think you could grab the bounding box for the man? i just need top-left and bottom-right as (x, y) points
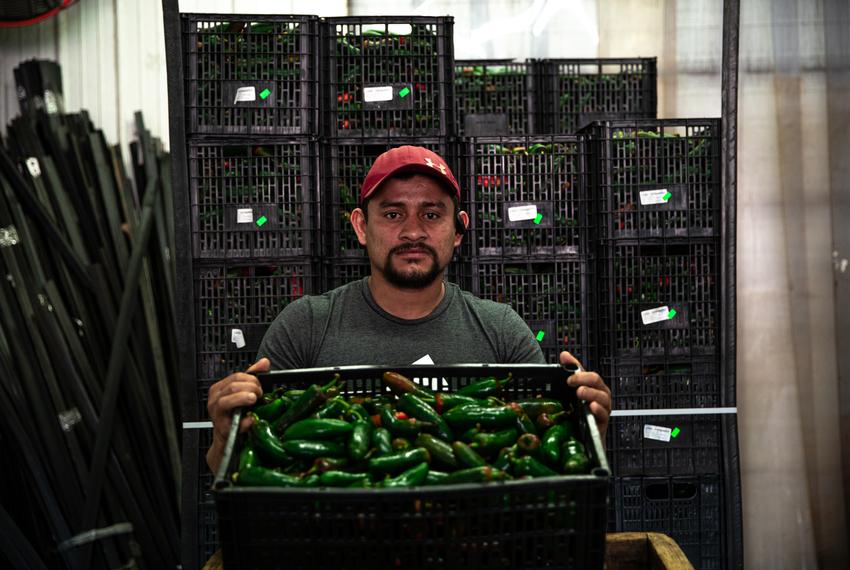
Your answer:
(206, 146), (611, 472)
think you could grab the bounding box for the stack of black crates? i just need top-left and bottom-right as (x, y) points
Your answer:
(168, 10), (739, 568)
(319, 17), (456, 288)
(582, 119), (736, 570)
(177, 14), (322, 567)
(455, 55), (739, 570)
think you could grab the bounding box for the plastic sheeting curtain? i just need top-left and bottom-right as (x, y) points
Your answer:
(353, 0), (850, 567)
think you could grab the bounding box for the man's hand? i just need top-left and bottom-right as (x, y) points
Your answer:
(560, 351), (611, 442)
(206, 358), (270, 472)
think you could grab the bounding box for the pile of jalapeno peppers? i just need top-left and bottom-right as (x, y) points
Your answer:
(234, 371), (591, 488)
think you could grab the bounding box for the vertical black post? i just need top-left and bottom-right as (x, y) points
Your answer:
(721, 0), (743, 568)
(161, 0), (198, 569)
(823, 0), (850, 545)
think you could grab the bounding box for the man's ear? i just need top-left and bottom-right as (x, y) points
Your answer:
(350, 207), (368, 246)
(454, 210), (469, 248)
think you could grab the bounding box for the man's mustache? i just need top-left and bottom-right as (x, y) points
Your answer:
(389, 243), (438, 257)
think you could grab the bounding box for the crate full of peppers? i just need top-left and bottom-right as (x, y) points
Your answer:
(213, 364), (609, 570)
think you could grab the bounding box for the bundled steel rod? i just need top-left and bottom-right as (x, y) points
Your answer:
(0, 60), (180, 569)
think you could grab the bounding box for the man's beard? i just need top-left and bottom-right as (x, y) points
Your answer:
(380, 243), (444, 289)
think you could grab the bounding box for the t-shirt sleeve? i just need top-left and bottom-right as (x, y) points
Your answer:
(500, 305), (546, 364)
(256, 297), (316, 370)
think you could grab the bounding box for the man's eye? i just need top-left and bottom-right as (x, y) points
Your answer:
(385, 212), (400, 220)
(424, 212), (439, 220)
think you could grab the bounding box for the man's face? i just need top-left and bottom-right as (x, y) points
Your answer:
(351, 174), (466, 289)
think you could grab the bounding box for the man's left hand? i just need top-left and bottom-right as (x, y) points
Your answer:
(560, 351), (611, 443)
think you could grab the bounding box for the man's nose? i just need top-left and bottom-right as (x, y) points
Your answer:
(398, 215), (427, 240)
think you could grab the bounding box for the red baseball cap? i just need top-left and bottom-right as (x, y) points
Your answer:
(359, 145), (461, 204)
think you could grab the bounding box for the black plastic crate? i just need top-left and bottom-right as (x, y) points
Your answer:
(584, 119), (721, 239)
(470, 258), (592, 366)
(454, 59), (536, 135)
(189, 139), (318, 259)
(197, 428), (219, 566)
(606, 415), (722, 476)
(214, 364), (609, 570)
(537, 58), (656, 134)
(322, 17), (454, 137)
(615, 476), (722, 570)
(598, 241), (719, 359)
(182, 15), (319, 135)
(604, 358), (721, 410)
(322, 138), (452, 257)
(194, 261), (318, 387)
(462, 135), (588, 258)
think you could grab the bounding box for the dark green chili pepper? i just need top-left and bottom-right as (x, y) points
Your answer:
(515, 412), (538, 435)
(380, 405), (434, 437)
(348, 419), (373, 461)
(234, 466), (304, 487)
(512, 398), (564, 418)
(470, 428), (519, 456)
(253, 396), (287, 422)
(382, 462), (429, 488)
(372, 427), (393, 456)
(250, 413), (293, 467)
(562, 437), (590, 474)
(415, 434), (458, 470)
(313, 397), (350, 419)
(273, 375), (340, 434)
(443, 405), (519, 430)
(445, 466), (508, 484)
(238, 441), (258, 471)
(425, 470), (450, 485)
(319, 470), (372, 487)
(433, 393), (479, 413)
(398, 393), (453, 441)
(281, 440), (347, 460)
(492, 445), (517, 471)
(308, 457), (349, 474)
(451, 441), (487, 468)
(513, 455), (558, 478)
(368, 447), (430, 476)
(542, 424), (571, 468)
(283, 418), (353, 441)
(456, 373), (511, 399)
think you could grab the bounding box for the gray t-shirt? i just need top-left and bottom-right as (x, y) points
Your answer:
(257, 278), (545, 369)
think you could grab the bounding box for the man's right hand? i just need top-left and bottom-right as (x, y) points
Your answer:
(206, 357), (270, 473)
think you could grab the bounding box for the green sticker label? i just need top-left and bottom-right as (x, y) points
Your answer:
(671, 427), (681, 438)
(259, 88), (271, 100)
(535, 331), (545, 342)
(533, 213), (543, 225)
(256, 216), (268, 227)
(398, 87), (411, 98)
(662, 191), (672, 202)
(667, 308), (677, 319)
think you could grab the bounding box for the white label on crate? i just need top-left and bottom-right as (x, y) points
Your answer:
(641, 305), (672, 325)
(507, 204), (538, 222)
(233, 86), (256, 104)
(43, 90), (59, 114)
(643, 424), (672, 442)
(231, 328), (246, 349)
(236, 208), (254, 224)
(363, 86), (394, 103)
(639, 189), (671, 205)
(26, 157), (41, 178)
